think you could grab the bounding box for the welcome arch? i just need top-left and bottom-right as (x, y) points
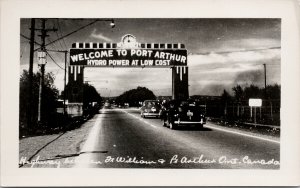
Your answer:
(67, 35), (189, 109)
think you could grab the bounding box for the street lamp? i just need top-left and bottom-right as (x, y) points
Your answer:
(110, 20), (115, 28)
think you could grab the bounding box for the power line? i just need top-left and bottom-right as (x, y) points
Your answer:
(20, 34), (41, 46)
(20, 43), (28, 58)
(55, 30), (65, 50)
(34, 19), (100, 52)
(52, 19), (65, 51)
(190, 46), (281, 55)
(46, 51), (65, 70)
(47, 38), (65, 63)
(56, 19), (68, 49)
(189, 64), (280, 70)
(46, 49), (68, 53)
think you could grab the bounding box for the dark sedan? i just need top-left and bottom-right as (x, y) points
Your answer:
(161, 100), (206, 129)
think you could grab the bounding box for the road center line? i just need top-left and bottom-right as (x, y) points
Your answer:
(205, 124), (280, 144)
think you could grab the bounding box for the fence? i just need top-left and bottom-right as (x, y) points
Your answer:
(197, 98), (280, 126)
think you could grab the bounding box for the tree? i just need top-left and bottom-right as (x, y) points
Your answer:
(82, 83), (102, 107)
(232, 85), (244, 101)
(231, 84), (280, 101)
(115, 86), (156, 107)
(266, 84), (280, 100)
(221, 89), (231, 101)
(221, 89), (231, 118)
(244, 84), (262, 99)
(20, 70), (59, 132)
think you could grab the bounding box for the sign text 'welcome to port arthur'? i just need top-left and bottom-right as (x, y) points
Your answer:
(70, 49), (187, 67)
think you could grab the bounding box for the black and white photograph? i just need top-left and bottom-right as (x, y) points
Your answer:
(18, 18), (281, 169)
(1, 0), (300, 186)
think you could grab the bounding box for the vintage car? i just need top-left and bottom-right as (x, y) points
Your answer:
(140, 100), (161, 118)
(161, 100), (206, 129)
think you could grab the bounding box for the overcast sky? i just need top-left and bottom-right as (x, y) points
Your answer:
(20, 18), (281, 97)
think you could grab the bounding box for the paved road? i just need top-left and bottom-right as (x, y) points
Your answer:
(73, 108), (280, 169)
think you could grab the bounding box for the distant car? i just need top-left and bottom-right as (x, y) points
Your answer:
(140, 100), (161, 118)
(104, 102), (111, 109)
(161, 100), (206, 129)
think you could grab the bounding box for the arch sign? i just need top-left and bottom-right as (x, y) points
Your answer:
(67, 34), (189, 114)
(70, 34), (187, 67)
(70, 48), (187, 67)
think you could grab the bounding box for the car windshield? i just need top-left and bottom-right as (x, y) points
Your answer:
(180, 101), (197, 107)
(145, 101), (159, 107)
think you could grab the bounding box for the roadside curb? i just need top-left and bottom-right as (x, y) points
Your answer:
(242, 122), (280, 129)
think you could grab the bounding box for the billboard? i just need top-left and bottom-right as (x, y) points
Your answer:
(70, 48), (187, 67)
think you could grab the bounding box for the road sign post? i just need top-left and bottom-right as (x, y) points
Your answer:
(249, 98), (262, 124)
(254, 107), (257, 124)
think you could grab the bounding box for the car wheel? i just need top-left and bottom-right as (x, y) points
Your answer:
(169, 122), (177, 130)
(163, 120), (166, 127)
(197, 124), (203, 130)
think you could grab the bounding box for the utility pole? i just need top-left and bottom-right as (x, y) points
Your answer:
(37, 19), (46, 122)
(64, 51), (67, 115)
(27, 18), (35, 132)
(37, 19), (57, 123)
(263, 63), (273, 120)
(263, 63), (267, 98)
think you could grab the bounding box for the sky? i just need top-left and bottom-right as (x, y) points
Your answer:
(20, 18), (281, 97)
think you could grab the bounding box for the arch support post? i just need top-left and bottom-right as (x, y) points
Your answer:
(172, 66), (189, 100)
(66, 65), (84, 116)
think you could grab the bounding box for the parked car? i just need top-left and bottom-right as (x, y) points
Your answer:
(140, 100), (161, 118)
(161, 100), (206, 129)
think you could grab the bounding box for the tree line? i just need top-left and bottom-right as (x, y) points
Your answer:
(222, 84), (280, 104)
(115, 86), (156, 107)
(20, 70), (102, 136)
(20, 70), (59, 135)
